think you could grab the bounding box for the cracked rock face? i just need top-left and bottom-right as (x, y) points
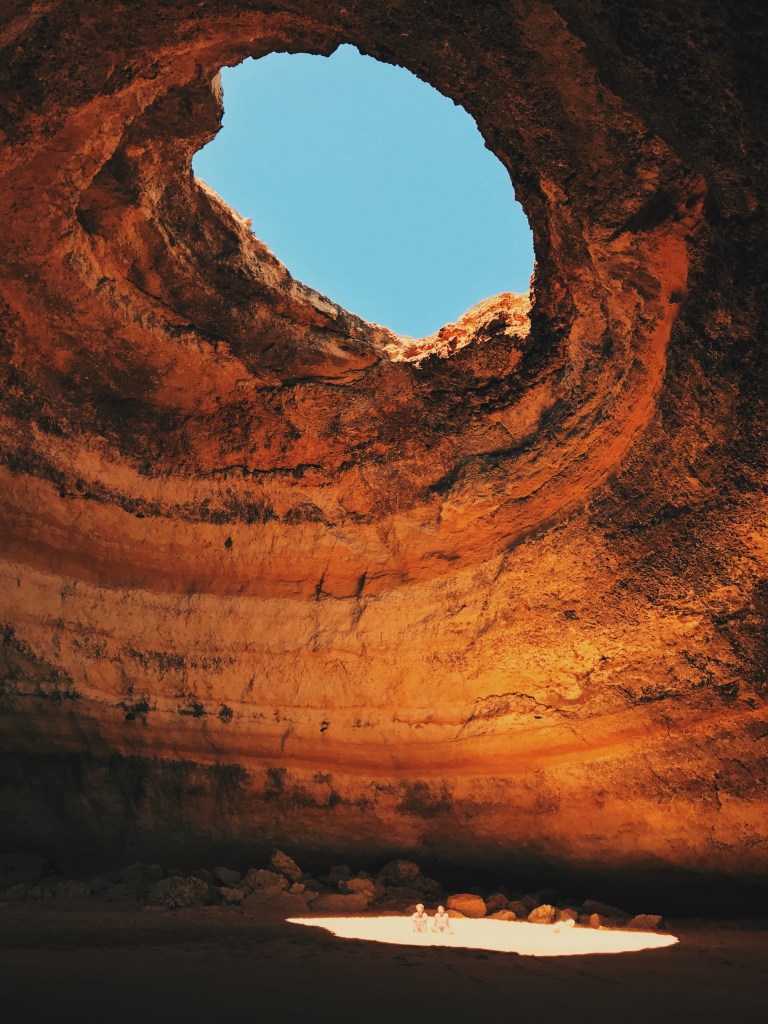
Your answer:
(1, 1), (767, 882)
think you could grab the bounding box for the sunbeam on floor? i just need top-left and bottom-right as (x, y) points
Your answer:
(288, 916), (678, 958)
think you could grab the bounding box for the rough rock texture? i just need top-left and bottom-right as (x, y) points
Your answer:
(0, 1), (767, 890)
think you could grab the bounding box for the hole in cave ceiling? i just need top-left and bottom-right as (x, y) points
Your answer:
(193, 44), (534, 338)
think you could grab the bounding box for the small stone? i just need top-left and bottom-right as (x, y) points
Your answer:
(446, 894), (487, 918)
(269, 850), (302, 883)
(626, 914), (663, 930)
(219, 886), (245, 904)
(528, 904), (556, 924)
(213, 866), (242, 887)
(489, 909), (517, 920)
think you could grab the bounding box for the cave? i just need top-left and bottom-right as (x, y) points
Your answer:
(1, 0), (767, 1017)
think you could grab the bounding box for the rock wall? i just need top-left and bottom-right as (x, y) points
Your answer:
(1, 1), (766, 882)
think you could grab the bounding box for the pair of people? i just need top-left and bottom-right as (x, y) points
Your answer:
(411, 903), (454, 935)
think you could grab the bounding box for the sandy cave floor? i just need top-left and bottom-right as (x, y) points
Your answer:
(1, 904), (767, 1024)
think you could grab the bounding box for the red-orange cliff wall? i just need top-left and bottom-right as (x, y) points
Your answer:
(1, 1), (766, 878)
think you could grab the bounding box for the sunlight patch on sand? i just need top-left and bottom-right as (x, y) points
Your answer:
(288, 916), (678, 958)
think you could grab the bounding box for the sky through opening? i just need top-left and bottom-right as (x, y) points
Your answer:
(193, 45), (534, 338)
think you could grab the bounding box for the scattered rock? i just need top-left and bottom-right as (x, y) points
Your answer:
(627, 914), (663, 930)
(528, 904), (557, 924)
(323, 865), (352, 889)
(447, 894), (486, 918)
(269, 850), (302, 883)
(121, 862), (164, 896)
(0, 852), (49, 890)
(581, 899), (629, 921)
(242, 869), (288, 894)
(506, 899), (532, 918)
(213, 866), (242, 888)
(377, 860), (441, 898)
(104, 883), (133, 902)
(148, 876), (208, 909)
(312, 891), (373, 913)
(53, 880), (90, 900)
(3, 883), (26, 902)
(489, 909), (517, 921)
(219, 887), (245, 904)
(555, 908), (579, 923)
(485, 893), (508, 915)
(344, 877), (376, 896)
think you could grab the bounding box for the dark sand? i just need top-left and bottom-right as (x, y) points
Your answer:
(1, 904), (766, 1024)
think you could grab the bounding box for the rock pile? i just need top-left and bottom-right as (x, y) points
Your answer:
(0, 851), (664, 929)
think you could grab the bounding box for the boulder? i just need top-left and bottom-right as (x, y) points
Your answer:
(121, 862), (164, 896)
(627, 914), (663, 930)
(323, 865), (352, 888)
(585, 912), (613, 929)
(104, 883), (133, 902)
(311, 891), (373, 913)
(489, 909), (517, 921)
(377, 860), (441, 898)
(344, 877), (376, 896)
(517, 894), (540, 911)
(269, 850), (302, 883)
(148, 876), (208, 910)
(54, 879), (90, 900)
(288, 882), (306, 894)
(447, 894), (486, 918)
(213, 866), (242, 888)
(242, 869), (288, 894)
(555, 908), (579, 923)
(528, 904), (556, 924)
(485, 893), (508, 914)
(190, 868), (216, 885)
(0, 852), (49, 890)
(506, 899), (532, 919)
(219, 886), (245, 904)
(581, 899), (629, 921)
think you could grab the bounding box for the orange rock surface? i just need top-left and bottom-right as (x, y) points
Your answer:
(0, 1), (766, 883)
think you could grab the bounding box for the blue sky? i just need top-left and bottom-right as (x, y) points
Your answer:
(193, 45), (534, 338)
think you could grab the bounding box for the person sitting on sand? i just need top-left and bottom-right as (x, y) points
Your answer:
(411, 903), (430, 933)
(432, 905), (454, 935)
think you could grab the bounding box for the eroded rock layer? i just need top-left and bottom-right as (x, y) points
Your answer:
(1, 1), (767, 882)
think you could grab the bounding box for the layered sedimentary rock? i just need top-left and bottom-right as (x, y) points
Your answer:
(1, 1), (766, 882)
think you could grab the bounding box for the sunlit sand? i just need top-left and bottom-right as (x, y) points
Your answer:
(288, 916), (678, 957)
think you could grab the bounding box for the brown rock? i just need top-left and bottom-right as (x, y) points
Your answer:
(219, 886), (245, 904)
(447, 894), (487, 918)
(489, 909), (517, 921)
(148, 876), (208, 910)
(269, 850), (302, 884)
(581, 900), (629, 922)
(242, 869), (288, 894)
(528, 904), (557, 924)
(485, 893), (509, 915)
(555, 908), (579, 924)
(311, 892), (373, 913)
(626, 914), (663, 930)
(213, 866), (242, 888)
